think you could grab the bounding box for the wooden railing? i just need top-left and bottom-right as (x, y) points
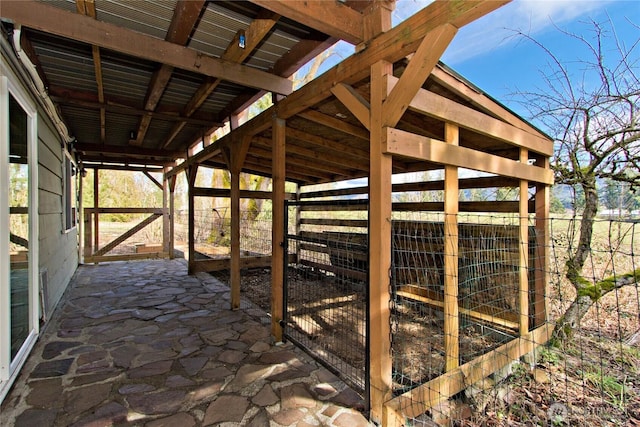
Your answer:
(83, 207), (169, 263)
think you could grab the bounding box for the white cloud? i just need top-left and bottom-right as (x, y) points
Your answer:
(440, 0), (617, 65)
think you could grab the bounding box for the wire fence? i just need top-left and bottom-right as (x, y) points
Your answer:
(392, 215), (640, 426)
(173, 204), (640, 425)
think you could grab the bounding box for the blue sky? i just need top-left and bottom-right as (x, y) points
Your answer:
(298, 0), (639, 121)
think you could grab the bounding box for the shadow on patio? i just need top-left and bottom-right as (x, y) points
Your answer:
(0, 259), (369, 426)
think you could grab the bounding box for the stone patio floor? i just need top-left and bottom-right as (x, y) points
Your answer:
(1, 259), (372, 427)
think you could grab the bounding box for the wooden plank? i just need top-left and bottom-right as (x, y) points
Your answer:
(143, 171), (163, 191)
(84, 208), (164, 215)
(271, 117), (286, 341)
(85, 251), (170, 263)
(249, 0), (364, 45)
(94, 169), (99, 253)
(388, 75), (554, 156)
(369, 59), (394, 424)
(74, 143), (182, 161)
(192, 187), (295, 200)
(3, 1), (292, 95)
(383, 127), (554, 185)
(331, 83), (371, 130)
(93, 213), (162, 257)
(299, 242), (368, 262)
(443, 123), (459, 373)
(396, 285), (519, 330)
(191, 254), (295, 273)
(9, 207), (28, 215)
(431, 65), (549, 141)
(299, 259), (367, 281)
(385, 323), (553, 419)
(534, 158), (550, 327)
(298, 110), (369, 141)
(168, 174), (177, 259)
(10, 233), (29, 249)
(299, 218), (368, 228)
(383, 23), (457, 127)
(519, 148), (529, 336)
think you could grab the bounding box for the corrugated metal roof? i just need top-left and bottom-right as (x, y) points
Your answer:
(189, 3), (251, 58)
(61, 105), (100, 143)
(95, 0), (175, 40)
(100, 50), (155, 103)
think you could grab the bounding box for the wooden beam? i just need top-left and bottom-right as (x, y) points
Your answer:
(385, 323), (553, 419)
(74, 143), (182, 160)
(3, 1), (292, 95)
(84, 208), (164, 215)
(49, 92), (222, 127)
(133, 0), (207, 146)
(298, 110), (369, 141)
(249, 0), (364, 45)
(431, 65), (549, 141)
(383, 23), (457, 127)
(93, 213), (162, 257)
(76, 0), (106, 144)
(252, 135), (369, 172)
(272, 0), (509, 121)
(331, 83), (371, 130)
(143, 171), (163, 191)
(382, 127), (554, 185)
(271, 117), (286, 341)
(192, 187), (295, 200)
(85, 252), (170, 263)
(285, 127), (369, 160)
(168, 174), (177, 259)
(388, 75), (554, 156)
(161, 10), (280, 149)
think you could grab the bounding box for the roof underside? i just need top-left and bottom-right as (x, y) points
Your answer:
(1, 0), (550, 186)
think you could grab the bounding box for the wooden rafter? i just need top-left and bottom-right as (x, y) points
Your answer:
(2, 1), (292, 95)
(75, 0), (105, 144)
(132, 0), (206, 146)
(49, 91), (221, 128)
(387, 75), (554, 156)
(249, 0), (364, 45)
(74, 143), (182, 160)
(161, 9), (280, 149)
(298, 110), (369, 141)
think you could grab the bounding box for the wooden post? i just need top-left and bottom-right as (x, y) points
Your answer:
(78, 165), (84, 262)
(443, 123), (459, 373)
(230, 143), (241, 310)
(168, 175), (176, 259)
(162, 167), (169, 256)
(271, 117), (286, 341)
(369, 59), (393, 425)
(83, 210), (92, 259)
(519, 148), (530, 335)
(534, 157), (550, 327)
(187, 166), (198, 274)
(93, 168), (99, 255)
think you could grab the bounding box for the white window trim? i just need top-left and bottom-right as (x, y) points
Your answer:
(63, 151), (78, 232)
(0, 57), (40, 404)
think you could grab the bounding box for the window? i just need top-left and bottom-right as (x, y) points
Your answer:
(64, 153), (77, 231)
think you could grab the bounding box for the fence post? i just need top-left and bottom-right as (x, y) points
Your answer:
(271, 116), (286, 342)
(519, 148), (530, 335)
(369, 59), (393, 425)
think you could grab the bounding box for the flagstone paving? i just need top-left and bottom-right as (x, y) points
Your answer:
(1, 259), (372, 426)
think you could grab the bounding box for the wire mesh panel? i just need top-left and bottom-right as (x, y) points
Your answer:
(283, 200), (369, 395)
(390, 214), (537, 396)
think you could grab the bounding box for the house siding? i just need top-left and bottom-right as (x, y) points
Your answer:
(37, 112), (78, 314)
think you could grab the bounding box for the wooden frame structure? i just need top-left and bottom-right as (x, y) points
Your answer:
(2, 1), (554, 424)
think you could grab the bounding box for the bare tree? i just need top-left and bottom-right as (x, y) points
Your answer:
(514, 18), (640, 342)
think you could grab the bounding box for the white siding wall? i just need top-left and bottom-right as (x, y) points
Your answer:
(37, 113), (77, 314)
